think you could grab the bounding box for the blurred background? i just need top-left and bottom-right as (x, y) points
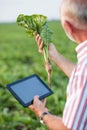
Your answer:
(0, 0), (77, 130)
(0, 0), (62, 23)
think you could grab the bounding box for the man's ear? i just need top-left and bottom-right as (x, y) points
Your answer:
(63, 20), (74, 34)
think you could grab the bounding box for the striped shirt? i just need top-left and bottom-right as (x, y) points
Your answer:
(63, 41), (87, 130)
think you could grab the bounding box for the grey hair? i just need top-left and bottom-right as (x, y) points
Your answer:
(61, 0), (87, 29)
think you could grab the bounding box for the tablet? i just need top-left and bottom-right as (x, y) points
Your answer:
(7, 74), (53, 107)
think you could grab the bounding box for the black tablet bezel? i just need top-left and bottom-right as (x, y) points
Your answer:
(7, 74), (53, 107)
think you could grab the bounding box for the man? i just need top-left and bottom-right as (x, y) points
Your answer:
(29, 0), (87, 129)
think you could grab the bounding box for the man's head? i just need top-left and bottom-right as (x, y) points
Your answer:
(60, 0), (87, 43)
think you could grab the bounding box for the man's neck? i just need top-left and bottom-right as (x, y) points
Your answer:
(74, 29), (87, 44)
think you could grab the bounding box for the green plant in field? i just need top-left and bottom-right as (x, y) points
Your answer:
(17, 14), (53, 86)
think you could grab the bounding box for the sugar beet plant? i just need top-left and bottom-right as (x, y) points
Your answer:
(17, 14), (53, 87)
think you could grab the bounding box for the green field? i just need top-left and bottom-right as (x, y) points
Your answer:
(0, 21), (77, 130)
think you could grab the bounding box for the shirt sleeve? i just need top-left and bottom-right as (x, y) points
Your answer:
(62, 64), (87, 130)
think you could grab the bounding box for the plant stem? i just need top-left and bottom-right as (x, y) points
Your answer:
(43, 47), (52, 87)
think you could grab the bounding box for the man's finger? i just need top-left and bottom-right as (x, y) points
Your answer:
(39, 41), (44, 50)
(36, 34), (40, 42)
(34, 95), (39, 102)
(29, 105), (34, 109)
(39, 41), (44, 53)
(43, 98), (46, 106)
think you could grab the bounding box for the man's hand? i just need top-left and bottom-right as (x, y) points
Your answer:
(34, 33), (58, 61)
(29, 96), (48, 118)
(29, 97), (70, 130)
(34, 33), (44, 53)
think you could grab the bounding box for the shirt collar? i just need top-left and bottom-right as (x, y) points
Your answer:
(76, 40), (87, 62)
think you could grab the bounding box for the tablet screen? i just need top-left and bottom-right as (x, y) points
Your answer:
(7, 74), (53, 107)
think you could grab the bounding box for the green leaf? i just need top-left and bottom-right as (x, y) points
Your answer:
(41, 24), (53, 45)
(17, 14), (47, 35)
(32, 14), (47, 34)
(16, 14), (53, 62)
